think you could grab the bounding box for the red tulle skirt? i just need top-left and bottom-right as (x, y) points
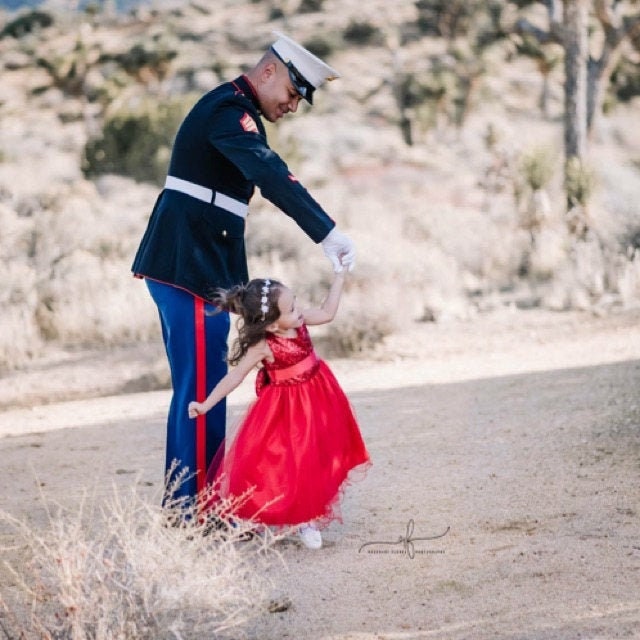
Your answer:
(206, 360), (370, 527)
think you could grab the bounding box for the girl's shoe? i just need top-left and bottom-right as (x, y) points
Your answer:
(298, 523), (322, 549)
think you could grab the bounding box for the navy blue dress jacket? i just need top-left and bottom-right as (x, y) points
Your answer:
(131, 75), (335, 299)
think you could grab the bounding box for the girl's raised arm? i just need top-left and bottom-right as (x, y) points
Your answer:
(188, 341), (271, 417)
(302, 270), (346, 326)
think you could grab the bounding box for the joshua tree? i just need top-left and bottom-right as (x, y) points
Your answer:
(515, 0), (640, 223)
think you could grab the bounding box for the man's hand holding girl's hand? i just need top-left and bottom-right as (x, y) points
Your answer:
(322, 227), (355, 273)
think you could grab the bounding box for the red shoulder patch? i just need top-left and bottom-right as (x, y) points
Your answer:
(239, 112), (259, 133)
(288, 173), (299, 182)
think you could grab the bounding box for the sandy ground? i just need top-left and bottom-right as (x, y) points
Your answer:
(1, 307), (640, 639)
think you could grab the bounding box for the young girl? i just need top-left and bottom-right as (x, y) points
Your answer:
(188, 271), (369, 549)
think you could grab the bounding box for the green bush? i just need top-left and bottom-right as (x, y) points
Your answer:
(82, 96), (195, 185)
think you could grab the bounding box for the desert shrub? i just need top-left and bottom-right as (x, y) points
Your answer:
(0, 264), (41, 369)
(343, 20), (385, 47)
(398, 55), (480, 137)
(396, 71), (447, 110)
(414, 0), (474, 38)
(268, 6), (285, 20)
(616, 247), (640, 308)
(83, 95), (194, 185)
(565, 157), (595, 208)
(0, 10), (53, 39)
(474, 1), (509, 49)
(303, 34), (336, 60)
(298, 0), (325, 12)
(619, 226), (640, 253)
(609, 56), (640, 105)
(0, 203), (42, 369)
(36, 39), (93, 97)
(517, 146), (557, 242)
(18, 178), (161, 347)
(98, 42), (177, 80)
(0, 476), (285, 640)
(541, 234), (606, 310)
(34, 249), (159, 344)
(321, 311), (394, 357)
(520, 146), (556, 191)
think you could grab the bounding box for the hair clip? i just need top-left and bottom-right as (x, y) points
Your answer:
(260, 279), (271, 320)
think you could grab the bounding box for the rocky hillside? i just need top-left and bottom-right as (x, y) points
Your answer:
(1, 0), (639, 370)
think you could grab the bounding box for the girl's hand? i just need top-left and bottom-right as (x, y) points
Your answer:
(188, 401), (206, 419)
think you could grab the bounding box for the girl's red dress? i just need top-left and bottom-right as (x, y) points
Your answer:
(206, 324), (370, 526)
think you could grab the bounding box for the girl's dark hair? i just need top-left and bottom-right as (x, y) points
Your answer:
(212, 278), (283, 365)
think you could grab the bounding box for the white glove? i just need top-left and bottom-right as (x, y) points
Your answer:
(321, 227), (356, 273)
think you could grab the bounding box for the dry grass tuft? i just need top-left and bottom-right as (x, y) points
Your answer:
(0, 472), (285, 640)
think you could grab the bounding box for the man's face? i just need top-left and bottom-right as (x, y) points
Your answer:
(258, 62), (303, 122)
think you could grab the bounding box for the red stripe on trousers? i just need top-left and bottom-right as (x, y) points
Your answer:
(194, 297), (206, 495)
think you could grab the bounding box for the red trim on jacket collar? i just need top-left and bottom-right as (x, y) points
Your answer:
(241, 74), (259, 100)
(231, 75), (261, 113)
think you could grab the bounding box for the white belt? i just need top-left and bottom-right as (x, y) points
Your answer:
(164, 175), (248, 219)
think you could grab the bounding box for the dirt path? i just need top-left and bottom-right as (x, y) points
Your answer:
(1, 309), (640, 639)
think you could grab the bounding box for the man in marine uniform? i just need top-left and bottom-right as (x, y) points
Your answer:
(132, 32), (355, 505)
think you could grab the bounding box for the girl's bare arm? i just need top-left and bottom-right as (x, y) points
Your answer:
(302, 271), (346, 326)
(188, 341), (271, 417)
